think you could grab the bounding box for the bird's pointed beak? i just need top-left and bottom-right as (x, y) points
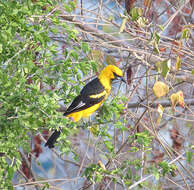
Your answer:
(121, 77), (126, 83)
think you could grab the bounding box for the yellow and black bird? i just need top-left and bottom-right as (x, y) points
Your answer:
(45, 65), (125, 148)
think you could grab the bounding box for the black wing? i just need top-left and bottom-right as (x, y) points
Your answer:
(64, 78), (105, 116)
(65, 95), (82, 113)
(46, 78), (105, 148)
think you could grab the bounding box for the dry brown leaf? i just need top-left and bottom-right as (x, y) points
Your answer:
(127, 66), (132, 84)
(170, 125), (184, 153)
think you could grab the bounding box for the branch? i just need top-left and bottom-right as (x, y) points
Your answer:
(59, 98), (194, 112)
(13, 177), (80, 188)
(20, 151), (41, 190)
(128, 153), (185, 189)
(127, 98), (194, 108)
(158, 0), (190, 35)
(59, 14), (163, 63)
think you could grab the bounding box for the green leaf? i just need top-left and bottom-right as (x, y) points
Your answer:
(68, 1), (76, 9)
(130, 147), (139, 152)
(135, 131), (153, 147)
(42, 183), (50, 190)
(64, 4), (72, 13)
(176, 56), (181, 71)
(155, 59), (171, 79)
(104, 140), (114, 152)
(161, 59), (171, 78)
(95, 172), (103, 182)
(186, 151), (193, 163)
(192, 69), (194, 75)
(70, 50), (78, 60)
(155, 32), (160, 44)
(81, 42), (90, 53)
(153, 167), (160, 180)
(7, 167), (14, 179)
(0, 44), (2, 53)
(124, 180), (132, 186)
(130, 8), (142, 21)
(181, 28), (190, 41)
(159, 161), (170, 176)
(119, 17), (128, 33)
(158, 25), (164, 31)
(154, 42), (160, 54)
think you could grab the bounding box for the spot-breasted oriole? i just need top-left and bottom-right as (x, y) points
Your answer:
(45, 65), (125, 148)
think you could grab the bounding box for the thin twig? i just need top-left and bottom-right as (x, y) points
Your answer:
(127, 98), (194, 108)
(128, 153), (185, 189)
(13, 177), (81, 188)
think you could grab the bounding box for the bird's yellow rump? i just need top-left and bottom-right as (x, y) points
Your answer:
(45, 65), (125, 148)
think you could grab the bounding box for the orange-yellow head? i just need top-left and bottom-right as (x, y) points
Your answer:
(99, 65), (123, 79)
(98, 65), (125, 91)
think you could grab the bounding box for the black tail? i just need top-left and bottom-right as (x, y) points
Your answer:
(45, 129), (61, 148)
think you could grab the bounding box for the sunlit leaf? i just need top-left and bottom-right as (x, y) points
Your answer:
(0, 44), (2, 54)
(155, 32), (160, 44)
(89, 125), (100, 137)
(102, 25), (118, 33)
(153, 81), (169, 98)
(152, 32), (160, 54)
(169, 164), (177, 177)
(119, 17), (128, 33)
(155, 59), (171, 79)
(156, 104), (164, 125)
(130, 7), (143, 21)
(68, 0), (76, 10)
(104, 140), (114, 152)
(64, 4), (72, 13)
(170, 93), (178, 109)
(108, 15), (114, 22)
(98, 160), (106, 170)
(81, 42), (90, 53)
(153, 167), (160, 180)
(137, 17), (147, 27)
(154, 41), (160, 54)
(137, 8), (143, 16)
(170, 90), (185, 109)
(158, 25), (164, 31)
(177, 91), (185, 108)
(159, 161), (170, 176)
(181, 28), (191, 41)
(161, 59), (171, 78)
(186, 151), (193, 163)
(176, 56), (181, 71)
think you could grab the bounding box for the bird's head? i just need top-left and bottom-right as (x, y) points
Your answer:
(99, 65), (125, 83)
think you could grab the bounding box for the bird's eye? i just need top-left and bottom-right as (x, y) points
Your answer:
(113, 72), (119, 78)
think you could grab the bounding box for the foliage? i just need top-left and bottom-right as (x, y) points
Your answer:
(0, 0), (193, 189)
(0, 0), (93, 188)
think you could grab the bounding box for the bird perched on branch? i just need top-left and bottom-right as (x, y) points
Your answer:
(45, 65), (125, 148)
